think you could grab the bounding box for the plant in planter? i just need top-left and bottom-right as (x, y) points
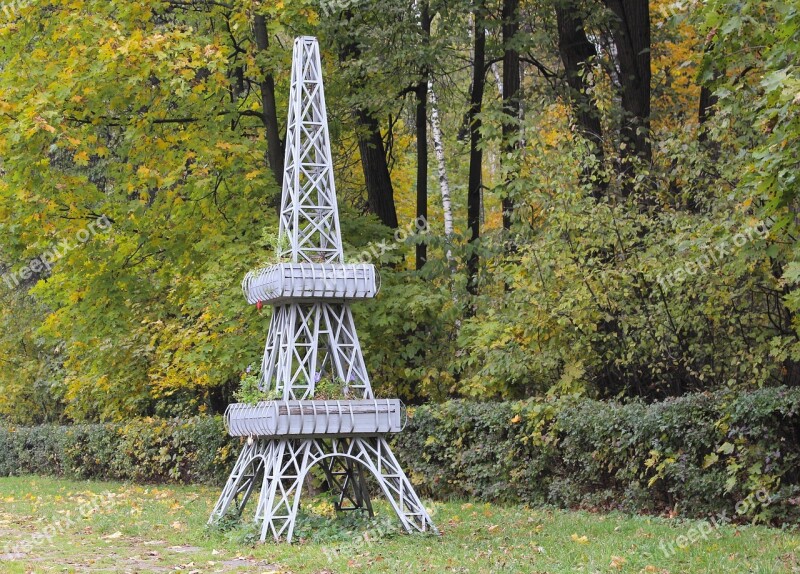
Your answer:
(313, 373), (354, 400)
(258, 228), (292, 265)
(234, 365), (282, 405)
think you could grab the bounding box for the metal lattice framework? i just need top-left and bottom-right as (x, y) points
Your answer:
(279, 35), (343, 264)
(209, 36), (437, 542)
(259, 302), (371, 401)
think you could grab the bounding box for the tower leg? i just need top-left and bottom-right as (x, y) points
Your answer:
(209, 440), (273, 523)
(211, 436), (436, 542)
(258, 439), (312, 542)
(351, 437), (437, 534)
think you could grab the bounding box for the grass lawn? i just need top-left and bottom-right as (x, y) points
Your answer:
(0, 476), (798, 573)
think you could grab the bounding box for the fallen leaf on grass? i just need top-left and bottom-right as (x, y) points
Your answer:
(610, 555), (626, 569)
(102, 531), (122, 539)
(570, 533), (589, 544)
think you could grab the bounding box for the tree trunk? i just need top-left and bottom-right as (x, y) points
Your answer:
(414, 98), (428, 269)
(415, 2), (431, 270)
(339, 12), (399, 229)
(501, 0), (520, 233)
(415, 84), (428, 269)
(428, 81), (454, 263)
(698, 33), (718, 143)
(555, 0), (606, 198)
(604, 0), (651, 168)
(467, 4), (486, 297)
(354, 110), (399, 229)
(253, 15), (284, 190)
(698, 85), (717, 127)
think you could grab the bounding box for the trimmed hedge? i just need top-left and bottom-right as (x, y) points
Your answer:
(0, 417), (236, 485)
(2, 388), (799, 524)
(395, 387), (800, 525)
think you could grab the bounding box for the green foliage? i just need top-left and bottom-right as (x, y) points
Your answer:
(313, 376), (353, 400)
(0, 416), (235, 485)
(355, 268), (460, 401)
(232, 368), (281, 405)
(258, 226), (292, 265)
(291, 503), (401, 544)
(447, 131), (784, 398)
(700, 0), (800, 375)
(0, 286), (65, 424)
(393, 387), (800, 526)
(232, 369), (360, 403)
(233, 372), (268, 405)
(0, 0), (294, 422)
(0, 0), (799, 431)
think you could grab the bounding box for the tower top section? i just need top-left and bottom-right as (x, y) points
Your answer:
(243, 37), (378, 308)
(278, 36), (343, 264)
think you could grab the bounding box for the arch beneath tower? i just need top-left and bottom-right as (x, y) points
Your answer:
(211, 435), (434, 543)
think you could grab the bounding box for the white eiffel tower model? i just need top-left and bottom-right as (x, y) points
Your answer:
(209, 36), (437, 543)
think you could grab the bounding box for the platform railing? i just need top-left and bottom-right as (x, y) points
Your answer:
(225, 398), (404, 437)
(242, 262), (378, 304)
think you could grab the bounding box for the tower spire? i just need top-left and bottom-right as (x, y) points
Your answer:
(279, 37), (343, 263)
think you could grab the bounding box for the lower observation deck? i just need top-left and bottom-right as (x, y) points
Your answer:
(225, 399), (404, 438)
(242, 263), (378, 305)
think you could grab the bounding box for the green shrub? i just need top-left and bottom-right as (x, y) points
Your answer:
(2, 388), (799, 525)
(0, 416), (236, 485)
(393, 387), (800, 526)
